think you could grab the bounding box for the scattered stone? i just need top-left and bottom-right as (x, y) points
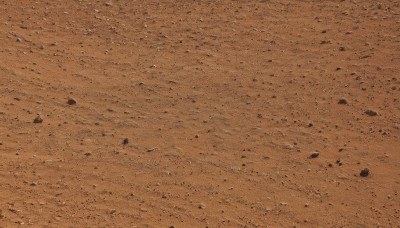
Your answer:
(338, 99), (348, 105)
(336, 159), (343, 166)
(109, 209), (117, 214)
(365, 110), (377, 116)
(16, 37), (22, 42)
(309, 151), (320, 158)
(360, 168), (369, 177)
(304, 203), (309, 207)
(33, 115), (43, 124)
(31, 181), (38, 186)
(67, 98), (77, 105)
(147, 147), (158, 152)
(8, 208), (18, 213)
(84, 152), (92, 156)
(198, 203), (206, 209)
(339, 47), (347, 51)
(122, 138), (129, 145)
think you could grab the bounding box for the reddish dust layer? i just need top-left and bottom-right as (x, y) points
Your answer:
(0, 0), (399, 227)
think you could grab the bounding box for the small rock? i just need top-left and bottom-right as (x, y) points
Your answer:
(147, 147), (158, 152)
(67, 98), (77, 105)
(338, 99), (348, 104)
(339, 47), (346, 51)
(84, 152), (92, 156)
(309, 152), (319, 158)
(109, 209), (117, 214)
(122, 138), (129, 145)
(33, 115), (43, 124)
(198, 203), (206, 209)
(365, 110), (377, 116)
(360, 168), (369, 177)
(16, 37), (22, 42)
(31, 181), (38, 186)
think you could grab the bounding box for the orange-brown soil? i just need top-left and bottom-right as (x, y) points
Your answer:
(0, 0), (399, 227)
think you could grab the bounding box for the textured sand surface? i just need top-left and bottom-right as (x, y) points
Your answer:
(0, 0), (399, 227)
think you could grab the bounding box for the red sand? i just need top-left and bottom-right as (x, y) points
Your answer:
(0, 0), (399, 227)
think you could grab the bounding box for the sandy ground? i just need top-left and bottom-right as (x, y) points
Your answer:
(0, 0), (399, 227)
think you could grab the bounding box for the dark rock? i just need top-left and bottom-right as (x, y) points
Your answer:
(360, 168), (369, 177)
(122, 138), (129, 145)
(33, 116), (43, 124)
(84, 152), (92, 156)
(365, 110), (377, 116)
(309, 152), (319, 158)
(338, 99), (348, 104)
(67, 98), (77, 105)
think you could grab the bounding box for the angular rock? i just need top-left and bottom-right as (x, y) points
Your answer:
(360, 168), (369, 177)
(309, 152), (320, 158)
(33, 115), (43, 124)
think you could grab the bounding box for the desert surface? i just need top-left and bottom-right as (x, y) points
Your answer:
(0, 0), (399, 227)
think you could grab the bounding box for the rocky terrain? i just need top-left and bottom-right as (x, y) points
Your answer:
(0, 0), (399, 227)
